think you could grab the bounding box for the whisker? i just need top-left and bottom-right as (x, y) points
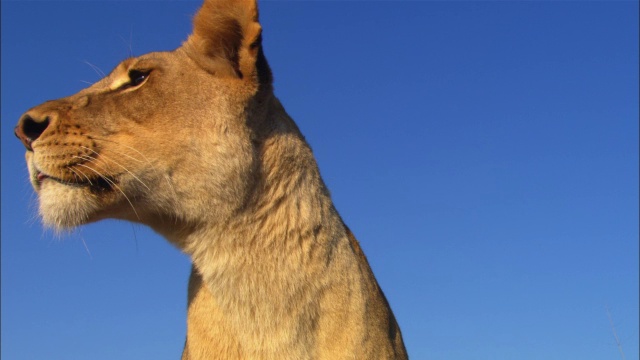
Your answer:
(76, 163), (140, 221)
(74, 155), (118, 185)
(68, 166), (94, 186)
(164, 174), (178, 203)
(84, 60), (106, 78)
(79, 146), (151, 191)
(74, 153), (106, 170)
(100, 146), (145, 164)
(130, 223), (139, 255)
(90, 136), (156, 165)
(27, 194), (41, 227)
(74, 154), (118, 180)
(80, 237), (93, 259)
(88, 136), (179, 206)
(118, 28), (135, 59)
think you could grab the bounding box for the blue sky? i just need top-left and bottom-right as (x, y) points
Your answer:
(1, 1), (638, 359)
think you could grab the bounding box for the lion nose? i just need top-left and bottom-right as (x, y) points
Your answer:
(15, 113), (50, 151)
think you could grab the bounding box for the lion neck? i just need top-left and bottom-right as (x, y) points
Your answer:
(148, 93), (342, 307)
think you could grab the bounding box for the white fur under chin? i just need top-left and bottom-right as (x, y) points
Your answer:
(38, 182), (98, 230)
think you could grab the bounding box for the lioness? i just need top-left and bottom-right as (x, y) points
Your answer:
(14, 0), (408, 358)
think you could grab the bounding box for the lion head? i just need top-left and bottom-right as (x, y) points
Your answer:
(15, 0), (277, 238)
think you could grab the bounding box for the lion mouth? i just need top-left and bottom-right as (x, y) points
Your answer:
(35, 169), (113, 190)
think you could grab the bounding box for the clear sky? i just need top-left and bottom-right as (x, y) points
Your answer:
(1, 1), (638, 359)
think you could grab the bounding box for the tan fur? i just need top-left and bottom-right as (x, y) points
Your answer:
(15, 1), (408, 358)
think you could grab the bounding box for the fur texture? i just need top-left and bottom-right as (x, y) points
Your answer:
(15, 1), (408, 358)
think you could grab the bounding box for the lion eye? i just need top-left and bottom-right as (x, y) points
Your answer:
(128, 70), (150, 87)
(116, 69), (151, 91)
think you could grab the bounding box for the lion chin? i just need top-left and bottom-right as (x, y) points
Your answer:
(35, 172), (142, 231)
(37, 182), (97, 230)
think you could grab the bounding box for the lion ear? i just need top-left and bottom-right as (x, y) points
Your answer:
(184, 0), (271, 84)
